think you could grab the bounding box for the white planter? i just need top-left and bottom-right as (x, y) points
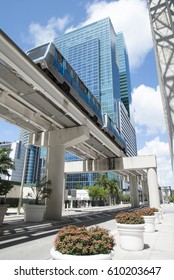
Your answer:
(155, 211), (160, 224)
(0, 204), (8, 226)
(143, 215), (155, 232)
(116, 223), (145, 251)
(23, 204), (46, 222)
(50, 248), (114, 260)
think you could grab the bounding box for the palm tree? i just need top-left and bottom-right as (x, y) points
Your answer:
(94, 174), (110, 189)
(0, 147), (14, 177)
(0, 147), (14, 201)
(94, 174), (121, 205)
(26, 176), (52, 205)
(108, 179), (121, 205)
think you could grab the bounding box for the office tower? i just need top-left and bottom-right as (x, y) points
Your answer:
(54, 17), (121, 125)
(19, 130), (41, 183)
(148, 0), (174, 166)
(116, 33), (137, 156)
(0, 140), (25, 182)
(116, 32), (132, 117)
(117, 101), (137, 156)
(54, 17), (137, 187)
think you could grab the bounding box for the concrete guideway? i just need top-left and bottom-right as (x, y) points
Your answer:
(0, 204), (174, 260)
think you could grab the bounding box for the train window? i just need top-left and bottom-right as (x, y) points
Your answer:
(57, 51), (63, 66)
(79, 79), (87, 94)
(89, 91), (93, 100)
(72, 70), (77, 82)
(66, 62), (72, 74)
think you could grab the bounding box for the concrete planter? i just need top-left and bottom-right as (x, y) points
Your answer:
(50, 248), (114, 260)
(143, 215), (155, 232)
(23, 204), (46, 222)
(0, 204), (8, 226)
(116, 223), (145, 251)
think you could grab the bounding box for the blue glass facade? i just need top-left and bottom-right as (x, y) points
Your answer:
(54, 18), (130, 189)
(116, 33), (132, 117)
(25, 145), (40, 183)
(19, 130), (41, 183)
(54, 17), (121, 124)
(68, 39), (100, 101)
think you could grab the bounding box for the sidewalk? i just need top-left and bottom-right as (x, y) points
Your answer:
(0, 204), (174, 260)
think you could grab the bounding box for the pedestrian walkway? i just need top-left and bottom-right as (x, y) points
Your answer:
(0, 204), (174, 260)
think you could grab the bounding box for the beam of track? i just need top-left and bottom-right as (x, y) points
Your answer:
(0, 30), (125, 159)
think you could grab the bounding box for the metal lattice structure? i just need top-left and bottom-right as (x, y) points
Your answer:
(147, 0), (174, 167)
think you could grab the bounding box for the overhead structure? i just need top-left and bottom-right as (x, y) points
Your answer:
(147, 0), (174, 167)
(0, 30), (161, 218)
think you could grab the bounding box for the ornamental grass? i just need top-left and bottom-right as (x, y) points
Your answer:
(115, 211), (144, 224)
(54, 225), (115, 255)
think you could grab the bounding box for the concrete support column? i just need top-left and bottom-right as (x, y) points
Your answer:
(46, 144), (65, 219)
(142, 179), (149, 204)
(43, 126), (90, 220)
(129, 175), (139, 208)
(147, 168), (160, 208)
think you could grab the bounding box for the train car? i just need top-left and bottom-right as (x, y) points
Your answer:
(102, 113), (127, 152)
(26, 42), (103, 127)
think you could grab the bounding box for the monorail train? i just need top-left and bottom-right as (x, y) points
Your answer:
(102, 114), (126, 151)
(26, 42), (127, 152)
(26, 42), (103, 127)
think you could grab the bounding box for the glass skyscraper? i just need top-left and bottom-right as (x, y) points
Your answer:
(54, 17), (137, 188)
(116, 32), (132, 117)
(54, 17), (121, 125)
(19, 130), (41, 184)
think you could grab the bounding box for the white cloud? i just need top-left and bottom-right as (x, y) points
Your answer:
(132, 84), (166, 135)
(138, 137), (174, 187)
(28, 16), (70, 46)
(26, 0), (152, 69)
(67, 0), (153, 69)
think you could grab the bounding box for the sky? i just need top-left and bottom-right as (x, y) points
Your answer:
(0, 0), (173, 187)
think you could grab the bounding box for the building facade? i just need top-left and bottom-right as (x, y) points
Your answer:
(0, 140), (25, 182)
(54, 17), (137, 188)
(116, 32), (132, 117)
(54, 17), (121, 124)
(19, 130), (41, 184)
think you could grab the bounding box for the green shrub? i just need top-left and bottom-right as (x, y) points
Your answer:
(54, 225), (115, 255)
(115, 211), (144, 224)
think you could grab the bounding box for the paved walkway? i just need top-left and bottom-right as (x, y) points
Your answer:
(0, 204), (174, 260)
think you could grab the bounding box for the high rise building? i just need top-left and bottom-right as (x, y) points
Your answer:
(54, 17), (121, 125)
(0, 140), (26, 182)
(54, 18), (136, 153)
(19, 130), (41, 183)
(54, 17), (137, 187)
(116, 32), (132, 117)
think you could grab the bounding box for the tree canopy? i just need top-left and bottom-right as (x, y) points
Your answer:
(0, 147), (14, 199)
